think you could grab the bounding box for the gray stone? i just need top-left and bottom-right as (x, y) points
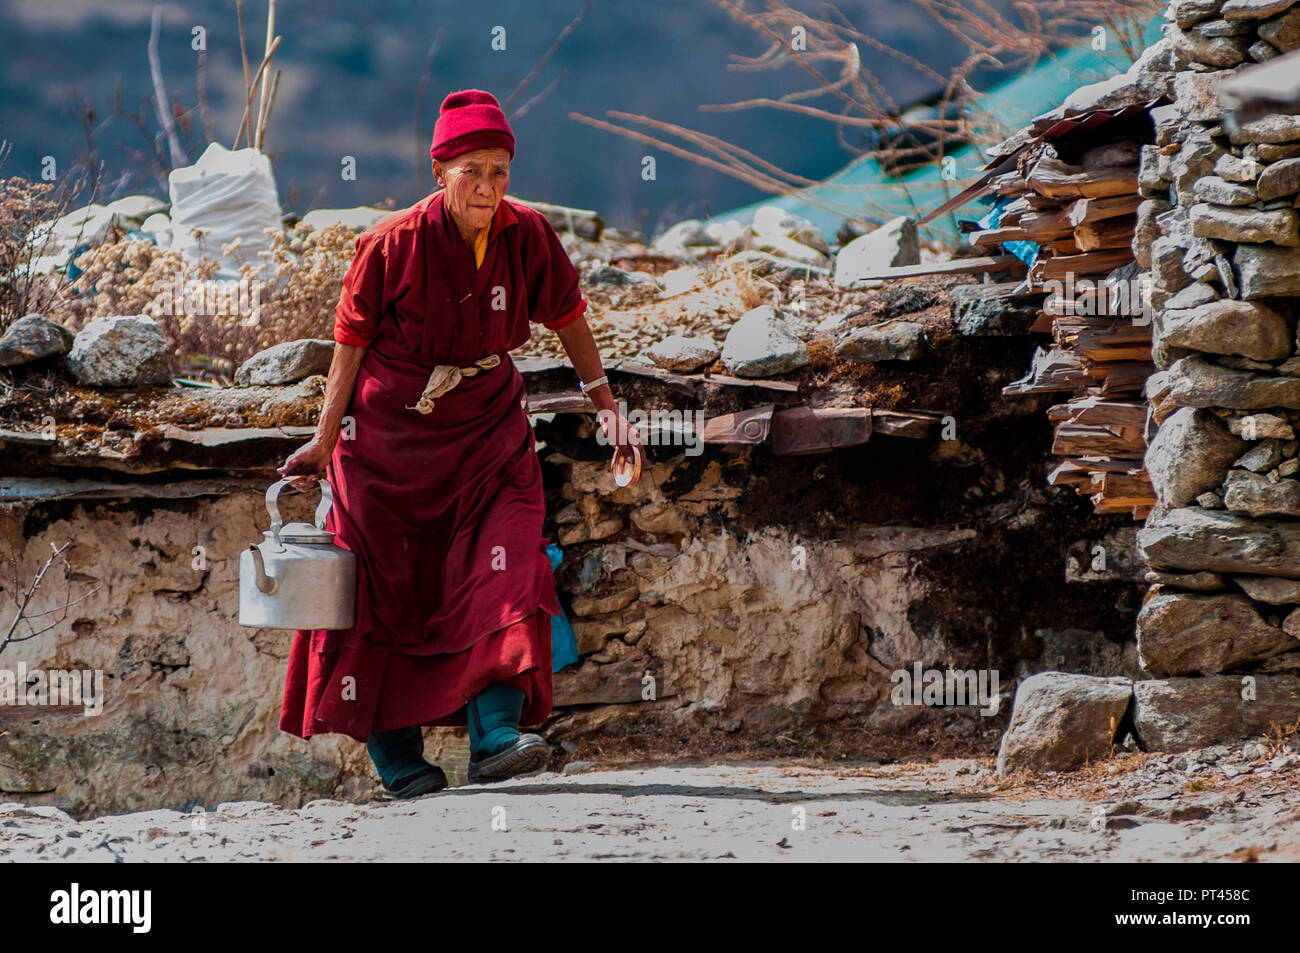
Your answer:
(583, 265), (650, 288)
(0, 314), (74, 367)
(1139, 505), (1300, 578)
(1133, 675), (1300, 751)
(720, 306), (808, 377)
(1235, 438), (1285, 472)
(1259, 7), (1300, 49)
(1193, 175), (1257, 205)
(1173, 70), (1231, 121)
(1214, 152), (1262, 182)
(1258, 158), (1300, 201)
(1162, 299), (1291, 361)
(1151, 236), (1190, 293)
(1259, 142), (1300, 160)
(1222, 0), (1298, 19)
(1135, 198), (1170, 269)
(234, 339), (334, 386)
(1190, 202), (1300, 245)
(1163, 281), (1219, 310)
(833, 216), (919, 289)
(1167, 26), (1249, 66)
(1229, 114), (1300, 145)
(1146, 407), (1247, 507)
(1223, 469), (1300, 516)
(995, 672), (1132, 776)
(1136, 589), (1296, 675)
(1235, 243), (1300, 297)
(1249, 38), (1282, 59)
(1236, 575), (1300, 603)
(66, 315), (171, 386)
(1166, 355), (1300, 410)
(836, 320), (926, 362)
(1172, 0), (1225, 26)
(1229, 412), (1296, 439)
(647, 334), (720, 373)
(1193, 17), (1254, 35)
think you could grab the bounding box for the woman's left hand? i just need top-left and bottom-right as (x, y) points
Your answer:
(599, 408), (644, 488)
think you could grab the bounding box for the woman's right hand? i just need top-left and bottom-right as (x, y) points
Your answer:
(277, 438), (335, 492)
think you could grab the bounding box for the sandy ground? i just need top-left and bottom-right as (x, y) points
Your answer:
(2, 754), (1297, 862)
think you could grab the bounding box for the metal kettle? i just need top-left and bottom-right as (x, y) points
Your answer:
(238, 478), (356, 630)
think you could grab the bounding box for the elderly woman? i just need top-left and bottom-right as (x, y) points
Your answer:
(276, 89), (641, 798)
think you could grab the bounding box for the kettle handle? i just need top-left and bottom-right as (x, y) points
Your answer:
(264, 478), (334, 545)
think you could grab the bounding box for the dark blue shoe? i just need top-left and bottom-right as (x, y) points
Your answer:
(466, 733), (550, 783)
(380, 764), (449, 800)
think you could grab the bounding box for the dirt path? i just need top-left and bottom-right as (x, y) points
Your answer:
(2, 755), (1297, 862)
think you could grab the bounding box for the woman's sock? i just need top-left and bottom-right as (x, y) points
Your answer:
(366, 725), (432, 788)
(467, 683), (525, 759)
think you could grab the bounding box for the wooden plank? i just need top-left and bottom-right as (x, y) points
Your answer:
(157, 424), (316, 447)
(1066, 193), (1142, 228)
(1026, 155), (1139, 200)
(1031, 247), (1136, 282)
(849, 254), (1026, 283)
(1074, 214), (1137, 252)
(770, 407), (872, 455)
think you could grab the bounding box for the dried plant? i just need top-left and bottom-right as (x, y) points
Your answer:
(64, 220), (361, 371)
(0, 146), (92, 332)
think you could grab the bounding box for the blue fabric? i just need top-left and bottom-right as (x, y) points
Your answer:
(977, 195), (1039, 268)
(546, 542), (579, 671)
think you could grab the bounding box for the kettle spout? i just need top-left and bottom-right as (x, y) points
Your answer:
(248, 545), (279, 595)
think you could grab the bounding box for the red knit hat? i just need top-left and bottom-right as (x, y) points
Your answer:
(430, 89), (515, 162)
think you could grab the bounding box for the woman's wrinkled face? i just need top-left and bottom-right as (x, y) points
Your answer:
(433, 147), (511, 235)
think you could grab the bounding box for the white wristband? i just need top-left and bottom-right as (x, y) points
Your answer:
(580, 375), (609, 393)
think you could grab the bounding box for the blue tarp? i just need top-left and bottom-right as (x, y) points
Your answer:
(546, 542), (579, 671)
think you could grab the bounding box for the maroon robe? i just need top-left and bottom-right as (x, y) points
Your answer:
(278, 189), (586, 743)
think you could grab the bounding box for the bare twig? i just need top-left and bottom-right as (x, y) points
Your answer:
(233, 35), (282, 151)
(503, 0), (593, 116)
(255, 0), (278, 151)
(148, 7), (187, 168)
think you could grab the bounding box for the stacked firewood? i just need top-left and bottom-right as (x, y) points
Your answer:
(980, 138), (1157, 519)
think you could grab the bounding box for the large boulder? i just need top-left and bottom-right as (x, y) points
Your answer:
(1132, 675), (1300, 750)
(1161, 299), (1291, 361)
(1139, 505), (1300, 578)
(995, 672), (1133, 776)
(1145, 407), (1246, 508)
(0, 314), (75, 367)
(66, 315), (171, 386)
(1136, 589), (1298, 675)
(1165, 355), (1300, 409)
(720, 306), (808, 378)
(234, 339), (335, 386)
(833, 216), (919, 289)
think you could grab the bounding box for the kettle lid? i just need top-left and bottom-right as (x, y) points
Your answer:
(267, 521), (335, 544)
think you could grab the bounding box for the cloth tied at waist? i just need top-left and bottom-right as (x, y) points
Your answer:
(405, 353), (503, 415)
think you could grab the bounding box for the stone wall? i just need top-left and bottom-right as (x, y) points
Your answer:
(1135, 0), (1300, 693)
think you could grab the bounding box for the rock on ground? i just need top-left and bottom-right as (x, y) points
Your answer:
(996, 672), (1133, 776)
(66, 315), (172, 386)
(235, 339), (335, 386)
(0, 314), (74, 367)
(720, 306), (808, 377)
